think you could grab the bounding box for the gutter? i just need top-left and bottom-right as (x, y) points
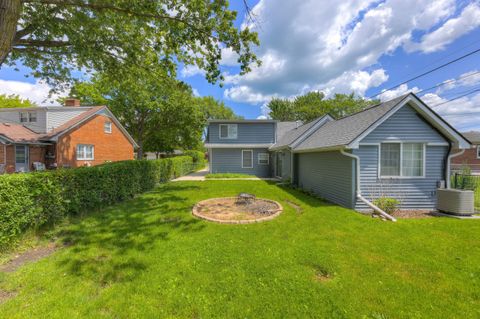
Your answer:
(340, 149), (397, 222)
(446, 148), (465, 188)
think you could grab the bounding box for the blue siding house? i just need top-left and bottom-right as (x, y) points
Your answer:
(205, 93), (471, 212)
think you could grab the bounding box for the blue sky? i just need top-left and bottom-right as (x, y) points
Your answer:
(1, 0), (480, 131)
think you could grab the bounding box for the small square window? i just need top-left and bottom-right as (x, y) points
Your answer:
(76, 144), (94, 160)
(28, 112), (37, 122)
(104, 121), (112, 133)
(19, 112), (28, 123)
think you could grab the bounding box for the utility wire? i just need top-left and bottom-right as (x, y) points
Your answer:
(369, 47), (480, 99)
(415, 70), (480, 95)
(430, 87), (480, 108)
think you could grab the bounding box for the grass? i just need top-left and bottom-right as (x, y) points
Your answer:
(205, 173), (257, 179)
(1, 181), (480, 318)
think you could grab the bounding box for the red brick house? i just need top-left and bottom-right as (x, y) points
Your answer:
(0, 99), (137, 173)
(451, 131), (480, 175)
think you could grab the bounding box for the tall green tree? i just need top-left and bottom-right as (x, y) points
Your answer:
(0, 94), (36, 108)
(267, 92), (379, 122)
(0, 0), (259, 90)
(196, 96), (242, 120)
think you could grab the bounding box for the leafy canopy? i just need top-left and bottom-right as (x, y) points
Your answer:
(1, 0), (260, 90)
(267, 92), (379, 122)
(0, 94), (36, 108)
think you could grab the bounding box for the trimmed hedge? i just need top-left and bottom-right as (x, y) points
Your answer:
(0, 156), (198, 250)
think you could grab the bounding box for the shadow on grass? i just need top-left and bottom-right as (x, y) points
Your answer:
(55, 184), (204, 285)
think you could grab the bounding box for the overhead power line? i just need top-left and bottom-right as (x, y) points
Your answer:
(430, 87), (480, 108)
(369, 47), (480, 99)
(415, 70), (480, 95)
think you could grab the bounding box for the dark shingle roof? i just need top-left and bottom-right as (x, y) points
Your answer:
(462, 131), (480, 144)
(272, 117), (327, 149)
(294, 94), (409, 151)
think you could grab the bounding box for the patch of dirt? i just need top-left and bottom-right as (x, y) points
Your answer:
(390, 210), (435, 219)
(285, 200), (303, 214)
(313, 268), (334, 282)
(0, 290), (17, 304)
(193, 197), (282, 223)
(0, 243), (58, 273)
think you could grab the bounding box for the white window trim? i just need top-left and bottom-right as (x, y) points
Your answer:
(104, 121), (112, 133)
(258, 152), (269, 165)
(76, 144), (95, 160)
(219, 124), (238, 139)
(378, 142), (426, 179)
(241, 149), (253, 168)
(28, 111), (37, 123)
(477, 145), (480, 159)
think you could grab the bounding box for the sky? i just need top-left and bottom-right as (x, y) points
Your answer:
(1, 0), (480, 132)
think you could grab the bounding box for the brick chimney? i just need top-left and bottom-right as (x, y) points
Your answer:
(64, 98), (81, 107)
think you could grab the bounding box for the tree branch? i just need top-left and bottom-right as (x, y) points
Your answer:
(14, 39), (71, 47)
(14, 24), (37, 41)
(12, 46), (72, 54)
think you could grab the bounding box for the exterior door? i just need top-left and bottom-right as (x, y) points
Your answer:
(276, 152), (283, 178)
(15, 145), (29, 172)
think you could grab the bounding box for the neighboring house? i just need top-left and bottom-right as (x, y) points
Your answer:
(205, 93), (471, 211)
(451, 131), (480, 175)
(0, 99), (137, 173)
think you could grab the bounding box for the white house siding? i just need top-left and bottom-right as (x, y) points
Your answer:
(0, 109), (47, 133)
(46, 109), (88, 131)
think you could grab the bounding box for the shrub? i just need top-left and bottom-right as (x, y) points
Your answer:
(0, 155), (195, 250)
(183, 150), (206, 169)
(373, 197), (400, 215)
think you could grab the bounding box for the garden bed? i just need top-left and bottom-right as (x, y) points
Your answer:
(192, 197), (283, 224)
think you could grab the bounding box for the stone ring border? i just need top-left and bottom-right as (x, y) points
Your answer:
(192, 197), (283, 224)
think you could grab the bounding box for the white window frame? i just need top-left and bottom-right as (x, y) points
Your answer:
(378, 142), (426, 179)
(258, 152), (269, 165)
(219, 124), (238, 139)
(76, 144), (95, 160)
(477, 145), (480, 159)
(242, 149), (253, 168)
(28, 111), (37, 123)
(19, 112), (28, 123)
(104, 121), (112, 133)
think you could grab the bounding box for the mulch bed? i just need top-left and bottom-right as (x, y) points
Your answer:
(0, 243), (58, 273)
(192, 197), (283, 224)
(389, 210), (435, 219)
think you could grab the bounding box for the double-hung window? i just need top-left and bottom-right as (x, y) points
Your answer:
(380, 143), (424, 178)
(477, 145), (480, 159)
(258, 153), (269, 165)
(219, 124), (238, 139)
(104, 121), (112, 133)
(76, 144), (94, 160)
(19, 111), (37, 123)
(242, 150), (253, 168)
(19, 112), (28, 123)
(28, 112), (37, 122)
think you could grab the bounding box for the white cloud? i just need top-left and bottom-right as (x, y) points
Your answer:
(421, 91), (480, 131)
(0, 79), (63, 105)
(224, 0), (480, 105)
(378, 84), (420, 101)
(192, 88), (200, 97)
(180, 65), (205, 78)
(220, 47), (240, 66)
(406, 3), (480, 53)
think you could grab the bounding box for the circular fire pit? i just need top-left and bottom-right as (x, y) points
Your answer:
(192, 197), (283, 224)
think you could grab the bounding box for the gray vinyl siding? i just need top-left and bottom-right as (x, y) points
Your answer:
(46, 109), (88, 130)
(361, 104), (446, 143)
(353, 145), (448, 210)
(355, 103), (449, 210)
(210, 148), (271, 177)
(0, 109), (47, 133)
(208, 123), (275, 144)
(297, 151), (355, 208)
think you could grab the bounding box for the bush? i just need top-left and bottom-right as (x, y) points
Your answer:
(373, 197), (400, 215)
(0, 156), (195, 250)
(183, 150), (206, 169)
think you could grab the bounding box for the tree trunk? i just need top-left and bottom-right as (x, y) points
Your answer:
(0, 0), (21, 66)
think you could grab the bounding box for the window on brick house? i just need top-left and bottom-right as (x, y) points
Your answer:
(104, 121), (112, 133)
(76, 144), (94, 160)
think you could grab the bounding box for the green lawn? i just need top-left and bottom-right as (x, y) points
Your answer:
(1, 181), (480, 318)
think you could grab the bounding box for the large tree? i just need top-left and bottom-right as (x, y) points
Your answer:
(0, 93), (36, 108)
(0, 0), (259, 90)
(196, 96), (243, 120)
(267, 92), (379, 122)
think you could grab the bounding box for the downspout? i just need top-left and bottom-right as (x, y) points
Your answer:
(340, 149), (397, 222)
(446, 147), (465, 189)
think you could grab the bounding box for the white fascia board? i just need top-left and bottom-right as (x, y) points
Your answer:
(292, 145), (344, 154)
(205, 143), (273, 149)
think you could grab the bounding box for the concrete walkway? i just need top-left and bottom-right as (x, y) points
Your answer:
(172, 166), (280, 182)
